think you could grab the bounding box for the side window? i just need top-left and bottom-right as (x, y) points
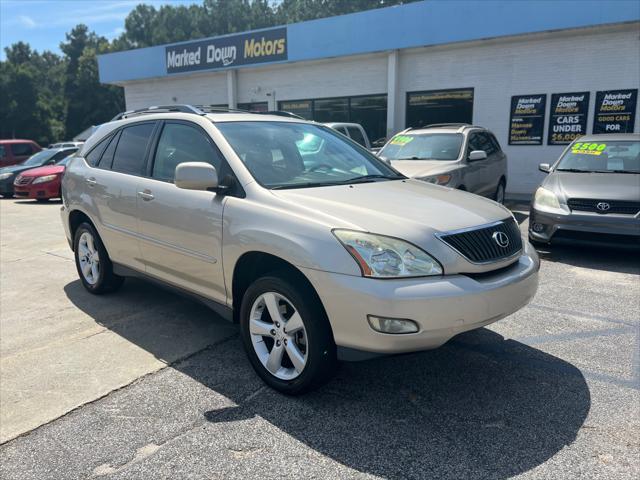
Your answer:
(152, 123), (224, 182)
(52, 149), (77, 161)
(488, 133), (502, 153)
(98, 132), (120, 169)
(85, 135), (112, 166)
(111, 123), (155, 175)
(467, 133), (482, 153)
(347, 127), (366, 146)
(0, 146), (5, 159)
(479, 133), (497, 155)
(11, 143), (32, 156)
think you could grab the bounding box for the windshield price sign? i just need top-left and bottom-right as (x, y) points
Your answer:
(593, 89), (638, 134)
(548, 92), (590, 145)
(571, 142), (607, 156)
(509, 94), (547, 145)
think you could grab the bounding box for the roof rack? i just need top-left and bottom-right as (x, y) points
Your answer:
(425, 123), (471, 128)
(257, 110), (305, 120)
(111, 104), (204, 121)
(111, 104), (256, 121)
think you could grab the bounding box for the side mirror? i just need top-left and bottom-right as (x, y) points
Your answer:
(538, 163), (551, 173)
(468, 150), (487, 162)
(175, 162), (218, 191)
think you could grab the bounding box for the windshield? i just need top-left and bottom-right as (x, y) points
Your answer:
(215, 121), (402, 189)
(22, 150), (56, 166)
(379, 133), (463, 161)
(556, 140), (640, 173)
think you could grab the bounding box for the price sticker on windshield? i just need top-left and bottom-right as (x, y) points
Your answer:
(571, 142), (607, 155)
(390, 135), (414, 146)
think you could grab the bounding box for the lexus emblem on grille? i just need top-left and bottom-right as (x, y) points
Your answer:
(492, 231), (510, 248)
(596, 202), (611, 212)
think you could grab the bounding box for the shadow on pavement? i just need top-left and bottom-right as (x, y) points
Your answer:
(64, 278), (591, 479)
(535, 244), (640, 275)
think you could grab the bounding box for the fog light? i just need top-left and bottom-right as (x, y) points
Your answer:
(532, 223), (545, 233)
(367, 315), (419, 334)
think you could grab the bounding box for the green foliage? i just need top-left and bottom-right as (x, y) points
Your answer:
(1, 0), (415, 145)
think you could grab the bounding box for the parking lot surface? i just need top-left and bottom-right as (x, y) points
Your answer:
(0, 198), (638, 479)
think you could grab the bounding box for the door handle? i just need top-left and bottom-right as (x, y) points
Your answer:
(85, 177), (97, 187)
(138, 190), (154, 201)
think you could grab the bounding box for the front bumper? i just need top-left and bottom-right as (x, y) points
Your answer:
(300, 242), (539, 355)
(529, 207), (640, 247)
(14, 182), (61, 199)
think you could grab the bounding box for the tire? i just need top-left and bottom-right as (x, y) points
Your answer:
(0, 193), (13, 198)
(240, 274), (337, 395)
(73, 222), (124, 294)
(494, 179), (506, 204)
(36, 198), (49, 203)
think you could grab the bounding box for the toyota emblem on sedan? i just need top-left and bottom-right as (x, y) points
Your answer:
(596, 202), (611, 212)
(492, 231), (510, 248)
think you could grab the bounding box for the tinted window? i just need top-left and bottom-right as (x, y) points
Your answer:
(11, 143), (33, 156)
(52, 148), (77, 161)
(98, 132), (120, 169)
(467, 132), (496, 155)
(153, 123), (223, 181)
(111, 123), (155, 175)
(0, 146), (5, 158)
(85, 135), (112, 166)
(347, 126), (366, 146)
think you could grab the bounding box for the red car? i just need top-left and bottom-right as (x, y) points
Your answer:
(13, 155), (74, 201)
(0, 139), (42, 167)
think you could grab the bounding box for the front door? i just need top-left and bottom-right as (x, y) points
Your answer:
(136, 121), (228, 303)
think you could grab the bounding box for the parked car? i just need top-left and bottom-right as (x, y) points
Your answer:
(378, 124), (508, 203)
(0, 147), (78, 198)
(61, 105), (539, 394)
(0, 139), (42, 168)
(48, 141), (84, 149)
(529, 133), (640, 248)
(323, 122), (371, 149)
(13, 153), (77, 202)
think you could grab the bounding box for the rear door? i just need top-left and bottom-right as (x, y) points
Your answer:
(86, 122), (156, 271)
(136, 121), (228, 303)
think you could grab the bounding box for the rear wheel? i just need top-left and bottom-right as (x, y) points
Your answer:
(73, 222), (124, 294)
(36, 198), (49, 203)
(240, 275), (337, 395)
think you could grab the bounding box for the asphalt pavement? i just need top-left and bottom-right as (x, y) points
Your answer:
(0, 198), (638, 479)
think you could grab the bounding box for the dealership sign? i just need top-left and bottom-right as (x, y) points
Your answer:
(165, 27), (287, 74)
(548, 92), (590, 145)
(593, 89), (637, 134)
(509, 94), (547, 145)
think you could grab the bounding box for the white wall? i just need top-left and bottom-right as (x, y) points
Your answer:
(120, 23), (639, 196)
(123, 71), (228, 109)
(398, 24), (640, 195)
(235, 53), (388, 105)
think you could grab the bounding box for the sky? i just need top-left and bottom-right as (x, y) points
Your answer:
(0, 0), (200, 59)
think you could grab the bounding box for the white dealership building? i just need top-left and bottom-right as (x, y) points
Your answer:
(98, 0), (640, 196)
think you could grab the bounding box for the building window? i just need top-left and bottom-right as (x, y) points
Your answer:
(278, 94), (387, 143)
(238, 102), (268, 112)
(278, 100), (313, 119)
(406, 88), (474, 129)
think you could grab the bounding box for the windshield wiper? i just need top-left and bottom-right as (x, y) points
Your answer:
(609, 170), (639, 174)
(396, 156), (425, 160)
(556, 168), (590, 173)
(270, 181), (344, 190)
(340, 174), (404, 184)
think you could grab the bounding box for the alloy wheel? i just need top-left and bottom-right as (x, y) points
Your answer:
(249, 292), (308, 380)
(78, 231), (100, 285)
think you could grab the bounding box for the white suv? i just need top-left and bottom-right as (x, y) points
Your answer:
(61, 105), (539, 394)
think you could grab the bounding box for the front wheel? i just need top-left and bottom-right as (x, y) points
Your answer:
(240, 275), (337, 395)
(73, 222), (124, 294)
(494, 180), (506, 204)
